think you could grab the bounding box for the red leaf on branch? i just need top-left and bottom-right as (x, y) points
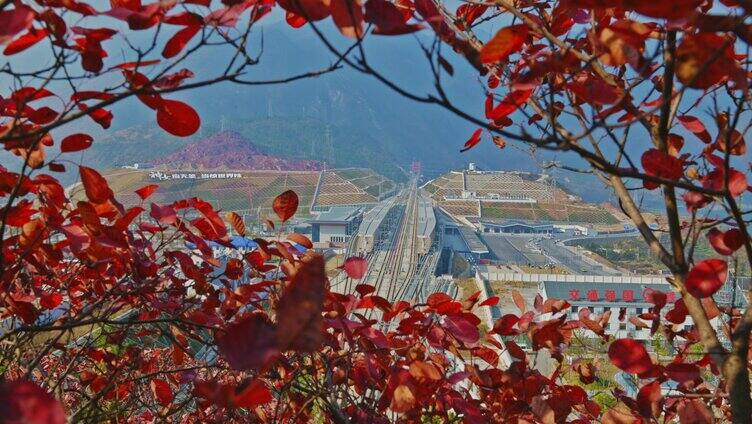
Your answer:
(79, 166), (113, 204)
(676, 33), (743, 90)
(156, 99), (200, 137)
(276, 252), (327, 351)
(487, 89), (532, 120)
(640, 148), (684, 190)
(479, 296), (499, 307)
(60, 134), (93, 153)
(216, 313), (279, 371)
(572, 360), (597, 384)
(40, 292), (63, 310)
(233, 379), (273, 408)
(707, 227), (745, 256)
(685, 258), (727, 298)
(677, 398), (714, 423)
(460, 128), (483, 152)
(444, 315), (479, 345)
(365, 0), (422, 35)
(135, 184), (159, 200)
(224, 211), (246, 236)
(0, 5), (35, 44)
(78, 104), (113, 129)
(287, 233), (312, 248)
(272, 190), (298, 222)
(340, 256), (368, 279)
(277, 0), (330, 22)
(702, 167), (748, 197)
(162, 25), (200, 58)
(0, 380), (66, 424)
(608, 339), (653, 374)
(4, 28), (48, 55)
(677, 115), (712, 144)
(479, 24), (528, 64)
(512, 290), (526, 313)
(150, 379), (173, 407)
(636, 380), (662, 418)
(665, 362), (700, 383)
(330, 0), (364, 38)
(149, 378), (174, 406)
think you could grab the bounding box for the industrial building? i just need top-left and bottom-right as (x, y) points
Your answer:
(539, 276), (747, 343)
(310, 206), (363, 245)
(480, 219), (554, 235)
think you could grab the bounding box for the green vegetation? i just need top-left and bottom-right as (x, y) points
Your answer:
(572, 235), (750, 275)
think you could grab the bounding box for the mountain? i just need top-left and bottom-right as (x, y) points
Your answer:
(152, 131), (321, 171)
(6, 18), (619, 204)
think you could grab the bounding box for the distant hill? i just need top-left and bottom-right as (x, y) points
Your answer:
(152, 131), (321, 171)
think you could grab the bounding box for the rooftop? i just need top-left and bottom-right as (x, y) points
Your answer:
(311, 206), (363, 224)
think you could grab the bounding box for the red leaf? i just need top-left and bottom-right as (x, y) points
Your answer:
(487, 89), (532, 120)
(608, 339), (653, 374)
(233, 379), (273, 408)
(276, 252), (327, 351)
(460, 128), (483, 152)
(666, 298), (689, 324)
(686, 258), (727, 298)
(677, 115), (712, 144)
(641, 148), (684, 190)
(4, 28), (48, 55)
(150, 379), (173, 407)
(636, 381), (662, 418)
(277, 0), (330, 22)
(150, 203), (177, 225)
(60, 133), (93, 153)
(512, 290), (526, 312)
(676, 33), (743, 90)
(480, 24), (528, 63)
(340, 256), (368, 279)
(272, 190), (298, 222)
(285, 11), (307, 27)
(225, 211), (247, 236)
(156, 99), (201, 137)
(79, 166), (113, 204)
(707, 227), (745, 256)
(40, 292), (63, 310)
(665, 362), (700, 383)
(677, 398), (714, 423)
(78, 104), (113, 129)
(444, 315), (479, 344)
(703, 168), (748, 197)
(0, 380), (66, 424)
(572, 360), (597, 384)
(365, 0), (422, 35)
(48, 162), (65, 172)
(216, 313), (279, 371)
(0, 5), (35, 44)
(152, 68), (194, 89)
(162, 25), (200, 58)
(135, 184), (159, 200)
(330, 0), (364, 38)
(479, 296), (499, 307)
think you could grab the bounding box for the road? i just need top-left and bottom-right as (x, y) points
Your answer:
(539, 238), (619, 275)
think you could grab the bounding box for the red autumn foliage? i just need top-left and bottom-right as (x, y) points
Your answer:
(2, 0), (752, 421)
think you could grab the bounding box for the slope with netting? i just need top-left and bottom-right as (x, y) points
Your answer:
(90, 168), (393, 219)
(312, 169), (394, 208)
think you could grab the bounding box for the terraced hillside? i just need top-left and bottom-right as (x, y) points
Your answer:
(424, 169), (620, 226)
(81, 168), (393, 219)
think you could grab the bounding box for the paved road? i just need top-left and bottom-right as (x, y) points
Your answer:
(481, 234), (529, 264)
(540, 238), (619, 275)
